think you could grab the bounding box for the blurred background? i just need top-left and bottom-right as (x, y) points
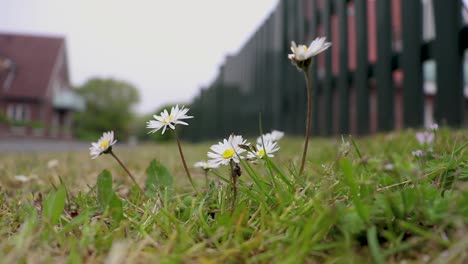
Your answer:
(0, 0), (466, 147)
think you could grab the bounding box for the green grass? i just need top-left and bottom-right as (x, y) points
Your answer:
(0, 128), (467, 263)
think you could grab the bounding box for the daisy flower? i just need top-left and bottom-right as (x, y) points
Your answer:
(288, 37), (331, 70)
(89, 131), (117, 159)
(147, 104), (197, 191)
(416, 131), (434, 145)
(339, 140), (351, 156)
(194, 161), (219, 170)
(14, 174), (31, 183)
(207, 135), (247, 166)
(384, 163), (394, 171)
(412, 150), (426, 157)
(257, 130), (284, 144)
(89, 131), (144, 193)
(289, 36), (331, 176)
(247, 140), (280, 160)
(428, 123), (439, 131)
(47, 159), (59, 169)
(147, 104), (193, 134)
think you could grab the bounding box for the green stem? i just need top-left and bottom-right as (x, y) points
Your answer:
(204, 170), (209, 190)
(229, 160), (238, 212)
(299, 67), (312, 176)
(109, 150), (145, 195)
(174, 132), (198, 193)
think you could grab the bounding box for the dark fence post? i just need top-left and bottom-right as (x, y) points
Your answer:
(188, 96), (199, 141)
(297, 0), (306, 42)
(200, 89), (208, 140)
(261, 24), (267, 132)
(336, 0), (349, 134)
(376, 0), (394, 131)
(432, 0), (464, 127)
(310, 0), (320, 135)
(278, 0), (288, 132)
(284, 0), (296, 134)
(296, 0), (308, 135)
(208, 87), (218, 139)
(248, 37), (257, 135)
(323, 0), (333, 135)
(290, 0), (302, 134)
(401, 0), (424, 128)
(215, 84), (224, 138)
(354, 0), (369, 134)
(263, 18), (271, 131)
(272, 6), (284, 130)
(254, 26), (261, 135)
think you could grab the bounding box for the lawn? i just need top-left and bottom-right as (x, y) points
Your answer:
(0, 128), (467, 263)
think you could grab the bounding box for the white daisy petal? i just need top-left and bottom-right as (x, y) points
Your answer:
(257, 130), (285, 144)
(194, 160), (219, 170)
(248, 140), (280, 160)
(147, 105), (193, 135)
(175, 121), (188, 126)
(89, 131), (117, 159)
(207, 134), (248, 166)
(288, 37), (331, 64)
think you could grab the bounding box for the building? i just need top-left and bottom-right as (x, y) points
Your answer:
(0, 33), (84, 139)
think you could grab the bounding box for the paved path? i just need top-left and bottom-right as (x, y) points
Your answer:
(0, 139), (90, 153)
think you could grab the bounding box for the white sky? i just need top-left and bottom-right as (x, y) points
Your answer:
(0, 0), (279, 113)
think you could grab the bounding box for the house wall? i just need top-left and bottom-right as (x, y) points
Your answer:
(0, 38), (76, 139)
(0, 99), (48, 137)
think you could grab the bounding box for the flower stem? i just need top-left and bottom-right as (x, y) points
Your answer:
(204, 170), (209, 190)
(109, 150), (145, 195)
(299, 68), (312, 176)
(174, 132), (198, 193)
(229, 160), (238, 212)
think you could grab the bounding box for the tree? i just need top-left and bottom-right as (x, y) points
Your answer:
(74, 78), (140, 140)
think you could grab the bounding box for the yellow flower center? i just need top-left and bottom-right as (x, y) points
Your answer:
(162, 115), (173, 124)
(100, 140), (109, 148)
(222, 149), (235, 159)
(257, 149), (265, 158)
(302, 45), (308, 51)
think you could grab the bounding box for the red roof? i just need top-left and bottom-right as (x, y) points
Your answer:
(0, 33), (64, 99)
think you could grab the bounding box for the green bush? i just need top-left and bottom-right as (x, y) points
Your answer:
(74, 78), (140, 140)
(10, 119), (26, 127)
(29, 120), (44, 129)
(0, 111), (8, 124)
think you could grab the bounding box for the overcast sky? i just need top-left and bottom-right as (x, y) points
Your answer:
(0, 0), (279, 113)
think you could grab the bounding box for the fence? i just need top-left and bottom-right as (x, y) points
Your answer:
(184, 0), (467, 142)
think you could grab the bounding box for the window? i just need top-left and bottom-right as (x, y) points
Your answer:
(6, 104), (29, 122)
(0, 57), (15, 91)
